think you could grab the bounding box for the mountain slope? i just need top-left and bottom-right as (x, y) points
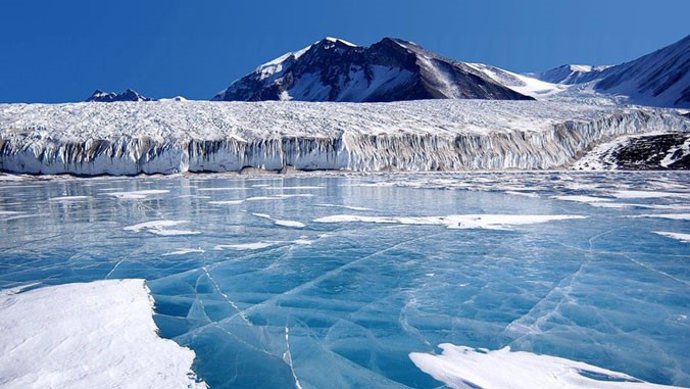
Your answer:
(535, 35), (690, 108)
(595, 34), (690, 107)
(465, 63), (566, 98)
(213, 37), (533, 102)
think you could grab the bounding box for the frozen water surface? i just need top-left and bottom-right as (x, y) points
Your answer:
(0, 172), (689, 388)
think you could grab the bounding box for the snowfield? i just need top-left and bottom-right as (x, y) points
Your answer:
(0, 100), (688, 175)
(0, 280), (206, 389)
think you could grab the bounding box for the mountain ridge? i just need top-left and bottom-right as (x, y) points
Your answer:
(85, 89), (152, 102)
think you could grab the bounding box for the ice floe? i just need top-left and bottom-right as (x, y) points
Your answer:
(162, 248), (206, 256)
(48, 195), (92, 202)
(124, 220), (201, 236)
(0, 210), (23, 216)
(632, 213), (690, 221)
(274, 219), (306, 228)
(208, 200), (244, 205)
(611, 190), (685, 199)
(106, 189), (170, 200)
(552, 195), (613, 203)
(504, 191), (540, 198)
(0, 280), (206, 388)
(214, 241), (277, 251)
(314, 203), (372, 211)
(654, 232), (690, 243)
(252, 212), (306, 228)
(313, 214), (586, 230)
(197, 187), (247, 192)
(409, 344), (677, 389)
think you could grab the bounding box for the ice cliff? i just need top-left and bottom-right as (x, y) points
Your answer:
(0, 100), (688, 175)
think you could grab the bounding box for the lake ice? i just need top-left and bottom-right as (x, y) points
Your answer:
(0, 172), (689, 388)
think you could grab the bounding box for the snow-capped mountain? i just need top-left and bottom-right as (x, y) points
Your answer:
(213, 37), (533, 102)
(535, 35), (690, 108)
(535, 64), (612, 85)
(85, 89), (152, 102)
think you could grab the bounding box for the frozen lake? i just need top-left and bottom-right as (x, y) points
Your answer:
(1, 172), (689, 388)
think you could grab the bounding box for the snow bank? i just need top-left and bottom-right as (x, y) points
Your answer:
(409, 344), (677, 389)
(1, 100), (688, 175)
(0, 279), (206, 389)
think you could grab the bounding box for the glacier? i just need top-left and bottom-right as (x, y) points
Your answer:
(0, 100), (688, 176)
(1, 172), (689, 388)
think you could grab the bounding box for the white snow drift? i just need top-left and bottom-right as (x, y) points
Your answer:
(1, 100), (688, 175)
(410, 344), (680, 389)
(0, 279), (206, 389)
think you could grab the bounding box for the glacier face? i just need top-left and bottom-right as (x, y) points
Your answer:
(0, 100), (688, 176)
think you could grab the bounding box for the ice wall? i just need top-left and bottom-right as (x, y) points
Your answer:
(0, 101), (688, 175)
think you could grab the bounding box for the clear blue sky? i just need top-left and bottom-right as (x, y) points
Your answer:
(1, 0), (688, 103)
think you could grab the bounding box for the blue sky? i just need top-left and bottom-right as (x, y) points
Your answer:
(1, 0), (688, 103)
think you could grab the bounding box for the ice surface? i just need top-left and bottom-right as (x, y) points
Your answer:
(0, 279), (205, 389)
(0, 172), (689, 388)
(410, 344), (676, 389)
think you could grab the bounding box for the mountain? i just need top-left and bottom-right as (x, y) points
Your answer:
(535, 35), (690, 108)
(85, 89), (152, 102)
(213, 37), (533, 102)
(535, 64), (612, 85)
